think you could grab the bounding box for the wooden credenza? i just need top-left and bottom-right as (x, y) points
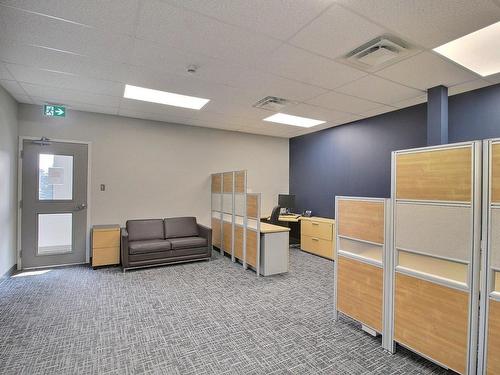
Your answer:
(300, 217), (336, 260)
(92, 225), (120, 267)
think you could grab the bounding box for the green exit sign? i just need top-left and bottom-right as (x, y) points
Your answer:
(44, 104), (66, 117)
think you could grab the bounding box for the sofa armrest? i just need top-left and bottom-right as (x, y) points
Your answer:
(197, 224), (212, 252)
(121, 228), (129, 269)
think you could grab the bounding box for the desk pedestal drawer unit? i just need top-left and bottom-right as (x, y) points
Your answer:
(334, 196), (392, 351)
(92, 225), (120, 267)
(391, 141), (481, 375)
(300, 217), (335, 260)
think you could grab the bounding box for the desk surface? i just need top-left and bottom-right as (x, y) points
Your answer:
(260, 222), (291, 234)
(261, 215), (335, 224)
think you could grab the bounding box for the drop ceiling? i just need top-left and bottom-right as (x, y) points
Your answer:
(0, 0), (499, 138)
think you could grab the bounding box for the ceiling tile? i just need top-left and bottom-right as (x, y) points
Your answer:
(0, 79), (26, 95)
(393, 94), (427, 109)
(376, 52), (478, 90)
(485, 72), (500, 84)
(335, 75), (423, 105)
(0, 6), (134, 63)
(0, 63), (14, 80)
(0, 38), (130, 83)
(0, 0), (140, 36)
(20, 83), (121, 107)
(336, 0), (500, 48)
(448, 79), (492, 96)
(7, 64), (124, 96)
(306, 90), (382, 114)
(136, 0), (282, 68)
(289, 4), (386, 59)
(161, 0), (336, 40)
(119, 97), (202, 120)
(118, 108), (196, 126)
(262, 44), (368, 90)
(360, 105), (398, 118)
(283, 103), (352, 122)
(10, 94), (33, 103)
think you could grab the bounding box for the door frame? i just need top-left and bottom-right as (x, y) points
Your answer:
(17, 136), (92, 270)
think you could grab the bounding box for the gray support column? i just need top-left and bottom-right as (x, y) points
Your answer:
(427, 85), (449, 146)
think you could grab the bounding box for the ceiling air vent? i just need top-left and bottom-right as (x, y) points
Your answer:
(253, 96), (293, 112)
(342, 35), (417, 71)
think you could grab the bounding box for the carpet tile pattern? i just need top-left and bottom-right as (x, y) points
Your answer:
(0, 248), (448, 374)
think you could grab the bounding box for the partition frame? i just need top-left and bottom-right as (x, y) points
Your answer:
(333, 196), (394, 352)
(478, 138), (500, 375)
(210, 173), (223, 252)
(245, 192), (261, 276)
(391, 141), (481, 375)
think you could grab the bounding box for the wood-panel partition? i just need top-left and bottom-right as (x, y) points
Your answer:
(392, 142), (481, 375)
(334, 196), (393, 351)
(479, 139), (500, 374)
(210, 171), (262, 276)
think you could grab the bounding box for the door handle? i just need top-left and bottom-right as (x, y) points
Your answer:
(75, 203), (87, 211)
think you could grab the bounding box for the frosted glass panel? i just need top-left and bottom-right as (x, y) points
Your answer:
(222, 193), (233, 214)
(398, 250), (468, 284)
(234, 194), (245, 216)
(396, 202), (471, 262)
(489, 208), (500, 269)
(339, 238), (382, 263)
(39, 154), (73, 200)
(211, 193), (221, 211)
(38, 213), (72, 255)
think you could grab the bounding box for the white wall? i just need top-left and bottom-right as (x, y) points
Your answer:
(18, 104), (289, 227)
(0, 86), (18, 277)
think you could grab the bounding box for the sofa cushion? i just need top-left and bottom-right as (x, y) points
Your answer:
(164, 217), (198, 239)
(127, 219), (164, 241)
(128, 239), (171, 255)
(169, 236), (207, 250)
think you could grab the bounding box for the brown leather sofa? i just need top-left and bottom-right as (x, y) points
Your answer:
(121, 217), (212, 271)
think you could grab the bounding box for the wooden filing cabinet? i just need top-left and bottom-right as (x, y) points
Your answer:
(92, 225), (120, 267)
(300, 217), (336, 260)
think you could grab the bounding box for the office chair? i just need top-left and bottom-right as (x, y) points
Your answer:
(270, 205), (281, 225)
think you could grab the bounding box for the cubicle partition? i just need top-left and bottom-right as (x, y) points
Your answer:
(479, 138), (500, 374)
(391, 141), (481, 375)
(211, 173), (222, 250)
(245, 193), (261, 275)
(334, 196), (393, 352)
(210, 171), (262, 275)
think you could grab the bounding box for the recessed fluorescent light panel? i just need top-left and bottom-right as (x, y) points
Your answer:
(263, 113), (325, 128)
(433, 21), (500, 77)
(123, 84), (210, 110)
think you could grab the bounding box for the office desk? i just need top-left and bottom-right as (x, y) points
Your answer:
(250, 222), (290, 276)
(261, 214), (301, 222)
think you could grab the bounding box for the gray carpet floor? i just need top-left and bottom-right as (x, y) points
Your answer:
(0, 248), (449, 374)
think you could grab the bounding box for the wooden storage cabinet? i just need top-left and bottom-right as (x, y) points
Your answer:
(92, 225), (120, 267)
(301, 217), (335, 260)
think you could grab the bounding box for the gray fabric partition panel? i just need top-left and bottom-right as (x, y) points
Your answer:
(395, 202), (472, 263)
(489, 208), (500, 270)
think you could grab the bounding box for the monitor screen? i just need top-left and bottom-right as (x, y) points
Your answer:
(278, 194), (295, 209)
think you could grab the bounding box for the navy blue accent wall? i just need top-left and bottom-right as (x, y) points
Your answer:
(449, 84), (500, 142)
(290, 83), (500, 219)
(290, 105), (427, 218)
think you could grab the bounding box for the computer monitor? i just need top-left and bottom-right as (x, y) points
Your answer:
(278, 194), (295, 212)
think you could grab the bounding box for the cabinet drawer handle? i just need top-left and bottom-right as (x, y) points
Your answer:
(312, 223), (319, 226)
(312, 237), (319, 241)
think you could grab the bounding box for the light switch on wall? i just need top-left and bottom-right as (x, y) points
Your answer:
(100, 184), (106, 191)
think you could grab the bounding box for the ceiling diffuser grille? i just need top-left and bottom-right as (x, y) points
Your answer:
(342, 35), (418, 71)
